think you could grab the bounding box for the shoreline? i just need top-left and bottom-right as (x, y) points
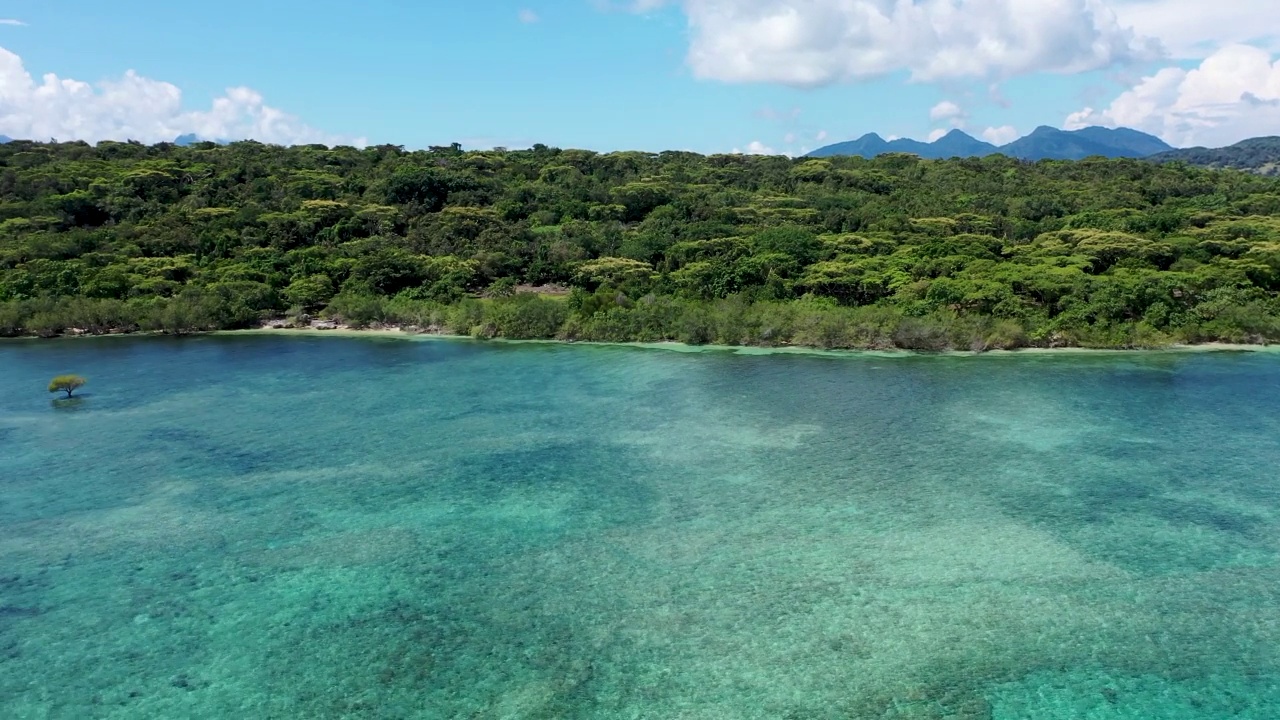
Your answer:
(4, 323), (1277, 357)
(220, 325), (1280, 358)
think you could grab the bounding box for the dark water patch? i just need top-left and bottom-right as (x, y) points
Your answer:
(146, 426), (274, 477)
(1149, 498), (1266, 536)
(0, 605), (41, 619)
(450, 440), (660, 529)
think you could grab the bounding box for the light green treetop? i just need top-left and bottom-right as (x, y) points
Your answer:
(48, 375), (86, 398)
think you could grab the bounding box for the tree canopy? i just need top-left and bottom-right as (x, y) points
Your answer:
(48, 375), (86, 398)
(3, 139), (1280, 349)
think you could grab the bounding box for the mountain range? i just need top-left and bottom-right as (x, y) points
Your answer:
(0, 134), (224, 146)
(808, 126), (1175, 162)
(173, 134), (233, 146)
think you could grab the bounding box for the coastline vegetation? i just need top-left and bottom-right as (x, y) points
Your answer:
(3, 139), (1280, 349)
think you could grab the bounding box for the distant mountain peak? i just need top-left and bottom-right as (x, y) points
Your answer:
(807, 125), (1173, 161)
(933, 129), (984, 145)
(174, 133), (231, 146)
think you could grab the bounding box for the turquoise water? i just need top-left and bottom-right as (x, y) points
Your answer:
(3, 336), (1280, 719)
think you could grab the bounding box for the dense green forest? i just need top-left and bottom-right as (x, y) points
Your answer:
(3, 138), (1280, 350)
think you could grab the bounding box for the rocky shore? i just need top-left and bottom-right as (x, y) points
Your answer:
(258, 317), (447, 335)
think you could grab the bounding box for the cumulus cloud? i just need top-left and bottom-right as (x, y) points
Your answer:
(929, 101), (965, 122)
(0, 46), (363, 146)
(980, 125), (1019, 145)
(1110, 0), (1280, 57)
(1065, 43), (1280, 147)
(733, 140), (778, 155)
(625, 0), (1160, 86)
(518, 9), (540, 23)
(929, 100), (969, 130)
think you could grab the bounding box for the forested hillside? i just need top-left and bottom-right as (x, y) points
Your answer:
(1151, 138), (1280, 176)
(4, 139), (1280, 349)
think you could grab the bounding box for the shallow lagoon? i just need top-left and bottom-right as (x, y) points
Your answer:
(2, 335), (1280, 718)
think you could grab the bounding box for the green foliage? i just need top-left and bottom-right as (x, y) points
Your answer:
(284, 274), (335, 309)
(3, 139), (1280, 348)
(573, 257), (655, 292)
(324, 294), (388, 327)
(48, 374), (86, 397)
(753, 226), (823, 265)
(476, 294), (570, 340)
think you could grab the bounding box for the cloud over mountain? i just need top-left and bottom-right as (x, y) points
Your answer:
(630, 0), (1161, 86)
(625, 0), (1280, 147)
(1066, 44), (1280, 147)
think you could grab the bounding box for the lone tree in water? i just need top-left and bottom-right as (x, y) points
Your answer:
(48, 375), (86, 398)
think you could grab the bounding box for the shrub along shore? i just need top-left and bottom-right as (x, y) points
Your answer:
(3, 290), (1273, 350)
(4, 140), (1280, 350)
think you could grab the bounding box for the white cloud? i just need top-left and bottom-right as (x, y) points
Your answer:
(1111, 0), (1280, 58)
(783, 131), (796, 143)
(929, 100), (969, 129)
(981, 125), (1020, 145)
(816, 129), (828, 141)
(0, 19), (25, 26)
(929, 101), (965, 122)
(0, 45), (363, 146)
(927, 128), (948, 142)
(518, 9), (540, 23)
(1065, 43), (1280, 147)
(626, 0), (1161, 86)
(736, 140), (777, 155)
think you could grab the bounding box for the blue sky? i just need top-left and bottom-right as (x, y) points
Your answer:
(1, 1), (1277, 152)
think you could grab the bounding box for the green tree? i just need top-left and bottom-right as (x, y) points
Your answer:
(48, 375), (86, 398)
(284, 274), (335, 308)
